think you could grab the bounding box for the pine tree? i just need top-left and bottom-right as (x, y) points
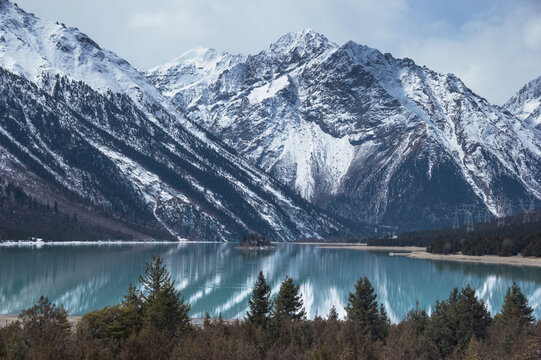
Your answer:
(426, 299), (455, 358)
(246, 271), (272, 327)
(123, 282), (142, 308)
(454, 284), (492, 348)
(121, 281), (143, 332)
(426, 285), (491, 358)
(328, 305), (339, 321)
(496, 282), (534, 324)
(20, 296), (71, 342)
(272, 276), (306, 321)
(345, 277), (389, 341)
(203, 312), (212, 329)
(139, 256), (190, 336)
(405, 301), (429, 337)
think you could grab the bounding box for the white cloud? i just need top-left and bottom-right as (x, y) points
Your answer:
(524, 18), (541, 51)
(13, 0), (541, 104)
(129, 12), (169, 30)
(394, 2), (541, 104)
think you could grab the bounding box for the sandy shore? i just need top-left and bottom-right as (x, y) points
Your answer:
(397, 251), (541, 268)
(303, 243), (541, 267)
(313, 243), (426, 252)
(293, 242), (366, 246)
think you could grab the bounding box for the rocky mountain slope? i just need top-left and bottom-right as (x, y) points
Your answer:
(505, 75), (541, 132)
(0, 2), (350, 241)
(148, 30), (541, 231)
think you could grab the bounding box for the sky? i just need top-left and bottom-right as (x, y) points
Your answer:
(14, 0), (541, 105)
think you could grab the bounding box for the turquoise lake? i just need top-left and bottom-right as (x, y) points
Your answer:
(1, 243), (540, 322)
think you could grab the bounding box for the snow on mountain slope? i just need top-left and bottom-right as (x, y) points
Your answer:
(0, 2), (354, 241)
(0, 0), (167, 108)
(149, 30), (541, 231)
(0, 68), (351, 241)
(148, 48), (246, 110)
(505, 75), (541, 131)
(339, 42), (541, 212)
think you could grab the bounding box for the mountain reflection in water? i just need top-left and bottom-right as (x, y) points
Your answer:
(1, 243), (540, 322)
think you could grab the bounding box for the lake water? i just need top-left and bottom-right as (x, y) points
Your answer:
(1, 243), (540, 322)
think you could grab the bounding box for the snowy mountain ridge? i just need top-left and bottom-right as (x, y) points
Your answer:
(148, 29), (541, 230)
(0, 1), (166, 107)
(505, 75), (541, 131)
(0, 2), (353, 241)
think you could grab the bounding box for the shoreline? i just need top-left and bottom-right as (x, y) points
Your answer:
(398, 251), (541, 268)
(293, 242), (366, 246)
(3, 240), (540, 267)
(315, 244), (425, 252)
(302, 243), (541, 268)
(0, 240), (222, 247)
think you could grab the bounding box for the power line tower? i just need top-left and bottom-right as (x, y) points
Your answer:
(452, 208), (460, 230)
(483, 210), (491, 223)
(476, 210), (483, 224)
(462, 205), (474, 232)
(497, 197), (507, 228)
(529, 196), (537, 221)
(519, 199), (530, 224)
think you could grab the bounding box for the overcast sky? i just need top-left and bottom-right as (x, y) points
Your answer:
(15, 0), (541, 105)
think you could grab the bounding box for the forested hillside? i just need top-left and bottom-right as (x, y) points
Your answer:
(369, 210), (541, 257)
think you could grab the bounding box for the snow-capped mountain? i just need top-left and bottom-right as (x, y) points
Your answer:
(148, 29), (541, 231)
(0, 2), (352, 241)
(505, 75), (541, 132)
(0, 1), (168, 107)
(148, 48), (246, 113)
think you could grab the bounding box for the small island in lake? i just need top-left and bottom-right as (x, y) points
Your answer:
(236, 233), (275, 250)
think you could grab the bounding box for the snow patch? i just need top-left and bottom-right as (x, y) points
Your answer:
(248, 76), (290, 104)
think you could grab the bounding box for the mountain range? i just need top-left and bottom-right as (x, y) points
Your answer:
(0, 0), (349, 241)
(0, 0), (540, 240)
(147, 30), (541, 231)
(505, 75), (541, 132)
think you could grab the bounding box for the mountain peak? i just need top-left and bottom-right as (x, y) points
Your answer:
(0, 0), (170, 109)
(176, 47), (219, 62)
(269, 29), (337, 58)
(505, 75), (541, 128)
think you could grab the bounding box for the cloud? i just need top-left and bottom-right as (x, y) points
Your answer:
(14, 0), (541, 104)
(395, 1), (541, 104)
(524, 18), (541, 51)
(129, 12), (169, 30)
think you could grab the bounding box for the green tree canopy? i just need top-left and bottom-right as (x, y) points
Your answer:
(426, 285), (492, 358)
(247, 271), (272, 327)
(272, 276), (306, 321)
(345, 277), (389, 341)
(11, 296), (72, 359)
(496, 282), (534, 325)
(138, 255), (191, 336)
(328, 305), (339, 321)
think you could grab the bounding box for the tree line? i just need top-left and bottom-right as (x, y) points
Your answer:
(1, 256), (539, 359)
(0, 176), (170, 242)
(370, 210), (541, 257)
